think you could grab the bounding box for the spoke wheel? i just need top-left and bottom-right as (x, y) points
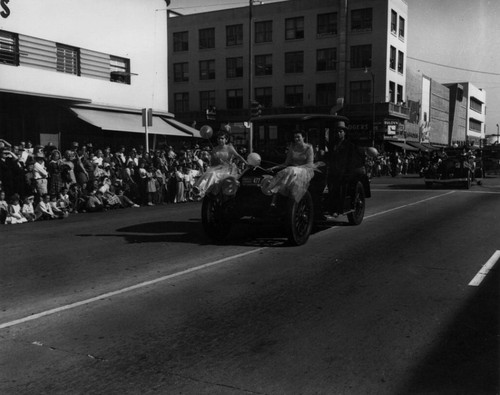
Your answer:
(286, 191), (314, 246)
(347, 181), (365, 225)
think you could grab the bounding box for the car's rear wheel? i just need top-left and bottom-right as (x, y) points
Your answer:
(202, 195), (231, 242)
(285, 191), (314, 246)
(347, 181), (365, 225)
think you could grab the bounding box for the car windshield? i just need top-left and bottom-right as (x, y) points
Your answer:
(251, 115), (347, 164)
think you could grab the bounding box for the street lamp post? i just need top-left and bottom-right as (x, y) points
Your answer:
(364, 67), (375, 147)
(497, 124), (499, 144)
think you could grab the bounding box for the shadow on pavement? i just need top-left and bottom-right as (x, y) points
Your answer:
(77, 217), (344, 247)
(398, 266), (499, 394)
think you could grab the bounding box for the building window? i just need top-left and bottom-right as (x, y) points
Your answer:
(199, 28), (215, 49)
(351, 8), (372, 31)
(317, 48), (336, 71)
(316, 83), (336, 106)
(255, 54), (273, 76)
(173, 62), (189, 82)
(285, 17), (304, 40)
(226, 24), (243, 46)
(227, 89), (243, 109)
(255, 20), (272, 43)
(391, 10), (397, 34)
(350, 45), (371, 69)
(174, 92), (189, 113)
(173, 31), (188, 52)
(285, 51), (304, 73)
(469, 119), (482, 132)
(389, 46), (396, 70)
(285, 85), (303, 107)
(470, 97), (483, 113)
(0, 30), (19, 66)
(226, 57), (243, 78)
(397, 51), (404, 74)
(389, 81), (395, 102)
(399, 16), (405, 39)
(350, 80), (371, 104)
(110, 56), (131, 84)
(199, 60), (215, 80)
(56, 44), (80, 75)
(317, 12), (337, 36)
(255, 87), (272, 108)
(397, 84), (403, 103)
(200, 90), (216, 111)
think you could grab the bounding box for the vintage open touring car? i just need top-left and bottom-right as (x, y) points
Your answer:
(424, 147), (481, 189)
(199, 114), (372, 246)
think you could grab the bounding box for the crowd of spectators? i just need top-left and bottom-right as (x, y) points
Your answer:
(0, 138), (225, 225)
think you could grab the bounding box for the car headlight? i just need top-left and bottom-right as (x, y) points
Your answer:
(221, 177), (239, 196)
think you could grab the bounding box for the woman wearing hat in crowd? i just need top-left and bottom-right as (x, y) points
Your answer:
(33, 151), (49, 197)
(193, 130), (247, 197)
(47, 150), (65, 196)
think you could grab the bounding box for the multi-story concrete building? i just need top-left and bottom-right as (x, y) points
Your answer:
(445, 82), (486, 147)
(405, 69), (486, 148)
(168, 0), (409, 148)
(0, 0), (197, 150)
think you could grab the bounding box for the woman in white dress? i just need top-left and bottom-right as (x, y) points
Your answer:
(193, 131), (247, 197)
(266, 130), (318, 203)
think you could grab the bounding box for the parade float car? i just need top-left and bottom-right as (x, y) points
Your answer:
(424, 147), (480, 189)
(200, 114), (372, 246)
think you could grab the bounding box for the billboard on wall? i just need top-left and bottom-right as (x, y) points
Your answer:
(420, 76), (431, 142)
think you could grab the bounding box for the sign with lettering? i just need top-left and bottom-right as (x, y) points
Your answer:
(1, 0), (11, 18)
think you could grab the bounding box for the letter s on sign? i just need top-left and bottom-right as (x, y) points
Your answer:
(1, 0), (11, 19)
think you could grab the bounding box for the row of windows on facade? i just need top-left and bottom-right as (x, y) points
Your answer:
(390, 9), (406, 39)
(173, 8), (404, 52)
(0, 30), (131, 84)
(172, 80), (405, 113)
(174, 46), (404, 82)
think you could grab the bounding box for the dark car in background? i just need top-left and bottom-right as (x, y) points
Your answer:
(424, 147), (480, 189)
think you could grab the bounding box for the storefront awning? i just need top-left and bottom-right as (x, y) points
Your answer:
(70, 108), (192, 137)
(163, 118), (202, 139)
(407, 142), (437, 151)
(387, 141), (419, 151)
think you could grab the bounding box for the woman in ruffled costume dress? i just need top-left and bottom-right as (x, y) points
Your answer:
(193, 130), (247, 197)
(266, 130), (318, 203)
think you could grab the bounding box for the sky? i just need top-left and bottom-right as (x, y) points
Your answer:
(168, 0), (500, 136)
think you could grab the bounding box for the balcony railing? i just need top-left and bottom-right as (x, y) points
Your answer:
(344, 102), (409, 120)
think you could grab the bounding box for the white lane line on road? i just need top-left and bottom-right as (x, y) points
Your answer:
(0, 248), (266, 330)
(0, 190), (457, 330)
(468, 250), (500, 287)
(365, 191), (456, 219)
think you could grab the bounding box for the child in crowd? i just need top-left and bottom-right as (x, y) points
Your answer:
(35, 194), (57, 220)
(0, 191), (8, 224)
(86, 189), (105, 212)
(115, 187), (139, 208)
(6, 193), (28, 224)
(49, 194), (69, 218)
(21, 195), (36, 222)
(58, 186), (72, 213)
(68, 183), (84, 213)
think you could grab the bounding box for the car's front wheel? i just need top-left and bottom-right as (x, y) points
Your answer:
(202, 195), (231, 242)
(347, 181), (365, 225)
(285, 191), (314, 246)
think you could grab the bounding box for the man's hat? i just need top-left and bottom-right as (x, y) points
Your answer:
(335, 120), (348, 130)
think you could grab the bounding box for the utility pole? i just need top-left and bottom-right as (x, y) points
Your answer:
(248, 0), (254, 152)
